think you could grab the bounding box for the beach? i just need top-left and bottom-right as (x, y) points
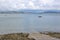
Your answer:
(0, 32), (60, 40)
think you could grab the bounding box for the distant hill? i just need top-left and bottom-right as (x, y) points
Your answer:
(18, 9), (60, 13)
(0, 9), (60, 13)
(43, 10), (60, 13)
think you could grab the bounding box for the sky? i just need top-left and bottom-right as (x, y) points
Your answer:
(0, 0), (60, 11)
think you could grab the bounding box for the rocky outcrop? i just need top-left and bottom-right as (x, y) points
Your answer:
(0, 33), (35, 40)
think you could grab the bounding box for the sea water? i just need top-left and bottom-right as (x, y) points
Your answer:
(0, 13), (60, 34)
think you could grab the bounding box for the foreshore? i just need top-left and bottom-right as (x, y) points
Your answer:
(0, 32), (60, 40)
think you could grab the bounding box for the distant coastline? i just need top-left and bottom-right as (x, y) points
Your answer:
(0, 10), (60, 14)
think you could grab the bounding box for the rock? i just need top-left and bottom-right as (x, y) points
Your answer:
(0, 33), (35, 40)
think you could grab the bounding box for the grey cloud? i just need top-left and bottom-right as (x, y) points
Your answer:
(0, 0), (60, 11)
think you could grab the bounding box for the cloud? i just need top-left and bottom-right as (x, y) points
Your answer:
(0, 0), (60, 11)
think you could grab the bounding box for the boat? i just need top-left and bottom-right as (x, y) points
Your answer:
(38, 16), (42, 18)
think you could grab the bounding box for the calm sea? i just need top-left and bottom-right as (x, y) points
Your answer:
(0, 13), (60, 34)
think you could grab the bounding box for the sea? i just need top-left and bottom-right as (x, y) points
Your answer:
(0, 13), (60, 34)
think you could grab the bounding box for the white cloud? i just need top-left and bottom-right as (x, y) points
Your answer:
(0, 0), (60, 11)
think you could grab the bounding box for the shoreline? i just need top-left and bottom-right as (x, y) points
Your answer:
(0, 32), (60, 40)
(0, 33), (35, 40)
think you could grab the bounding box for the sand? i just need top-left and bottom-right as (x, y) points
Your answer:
(28, 33), (60, 40)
